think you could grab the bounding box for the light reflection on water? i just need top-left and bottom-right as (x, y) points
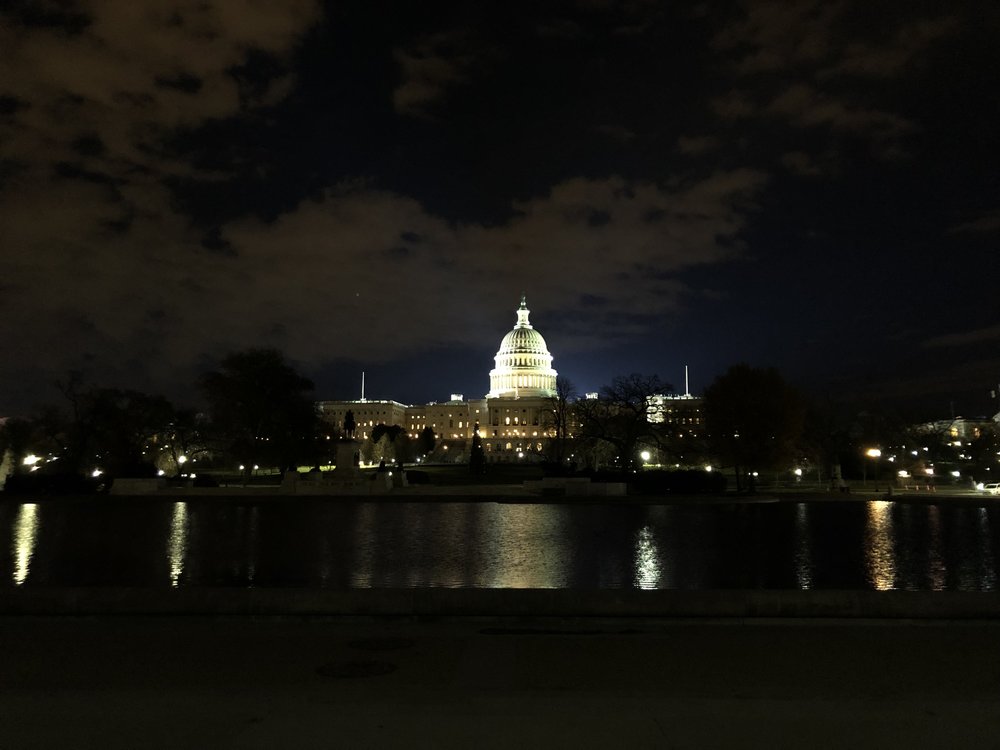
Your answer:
(865, 500), (896, 591)
(243, 506), (259, 585)
(349, 503), (377, 588)
(3, 499), (999, 591)
(794, 502), (812, 590)
(11, 503), (39, 586)
(485, 504), (572, 589)
(927, 505), (946, 590)
(978, 508), (996, 591)
(634, 525), (661, 590)
(167, 502), (187, 587)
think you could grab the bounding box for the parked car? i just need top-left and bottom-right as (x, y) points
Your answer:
(981, 483), (1000, 496)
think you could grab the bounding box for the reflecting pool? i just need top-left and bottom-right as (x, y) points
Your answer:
(1, 498), (997, 590)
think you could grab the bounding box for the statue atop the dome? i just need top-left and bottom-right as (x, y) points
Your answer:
(516, 294), (532, 329)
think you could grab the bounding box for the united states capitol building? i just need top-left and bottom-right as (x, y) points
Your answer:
(317, 296), (701, 462)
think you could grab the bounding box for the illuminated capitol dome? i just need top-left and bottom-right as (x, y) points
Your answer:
(488, 294), (558, 398)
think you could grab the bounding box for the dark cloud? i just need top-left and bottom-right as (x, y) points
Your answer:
(392, 31), (477, 118)
(71, 134), (105, 157)
(0, 0), (996, 412)
(154, 73), (203, 94)
(950, 209), (1000, 235)
(0, 95), (26, 115)
(923, 325), (1000, 350)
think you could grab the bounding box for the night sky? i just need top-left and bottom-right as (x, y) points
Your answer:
(2, 1), (998, 417)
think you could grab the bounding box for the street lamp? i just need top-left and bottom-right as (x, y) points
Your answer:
(865, 448), (882, 491)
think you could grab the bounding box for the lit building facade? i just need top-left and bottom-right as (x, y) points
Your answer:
(317, 296), (699, 463)
(488, 295), (558, 398)
(647, 394), (703, 439)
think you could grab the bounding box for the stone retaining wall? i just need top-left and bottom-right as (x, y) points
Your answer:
(3, 588), (999, 619)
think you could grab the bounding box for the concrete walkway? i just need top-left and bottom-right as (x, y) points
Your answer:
(2, 615), (999, 749)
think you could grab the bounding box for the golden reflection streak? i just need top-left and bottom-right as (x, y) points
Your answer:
(488, 505), (564, 589)
(927, 505), (946, 590)
(634, 525), (661, 590)
(167, 502), (188, 588)
(864, 500), (896, 591)
(978, 508), (996, 591)
(12, 503), (39, 586)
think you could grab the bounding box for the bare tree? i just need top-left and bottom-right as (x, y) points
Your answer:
(574, 373), (670, 471)
(542, 376), (576, 465)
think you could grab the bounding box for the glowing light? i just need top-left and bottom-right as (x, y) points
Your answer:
(865, 500), (896, 591)
(167, 501), (188, 588)
(22, 454), (40, 466)
(633, 525), (661, 589)
(951, 470), (961, 478)
(157, 469), (165, 476)
(91, 469), (103, 478)
(925, 468), (934, 475)
(640, 450), (651, 462)
(704, 465), (713, 472)
(865, 448), (882, 459)
(12, 503), (39, 586)
(898, 470), (909, 477)
(793, 468), (803, 476)
(178, 455), (187, 464)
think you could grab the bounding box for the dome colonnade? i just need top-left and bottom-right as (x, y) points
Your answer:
(487, 295), (558, 398)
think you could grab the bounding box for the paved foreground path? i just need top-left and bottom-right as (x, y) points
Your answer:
(2, 616), (999, 749)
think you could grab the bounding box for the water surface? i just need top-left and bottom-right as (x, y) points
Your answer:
(2, 498), (997, 591)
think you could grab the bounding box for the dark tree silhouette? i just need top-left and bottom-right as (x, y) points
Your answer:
(201, 348), (319, 477)
(43, 375), (174, 476)
(0, 418), (34, 477)
(417, 425), (436, 456)
(574, 373), (671, 471)
(88, 388), (174, 476)
(542, 376), (576, 465)
(703, 364), (804, 492)
(371, 423), (404, 444)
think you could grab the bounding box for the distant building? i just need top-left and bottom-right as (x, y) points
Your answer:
(317, 296), (698, 462)
(647, 394), (703, 439)
(915, 416), (998, 442)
